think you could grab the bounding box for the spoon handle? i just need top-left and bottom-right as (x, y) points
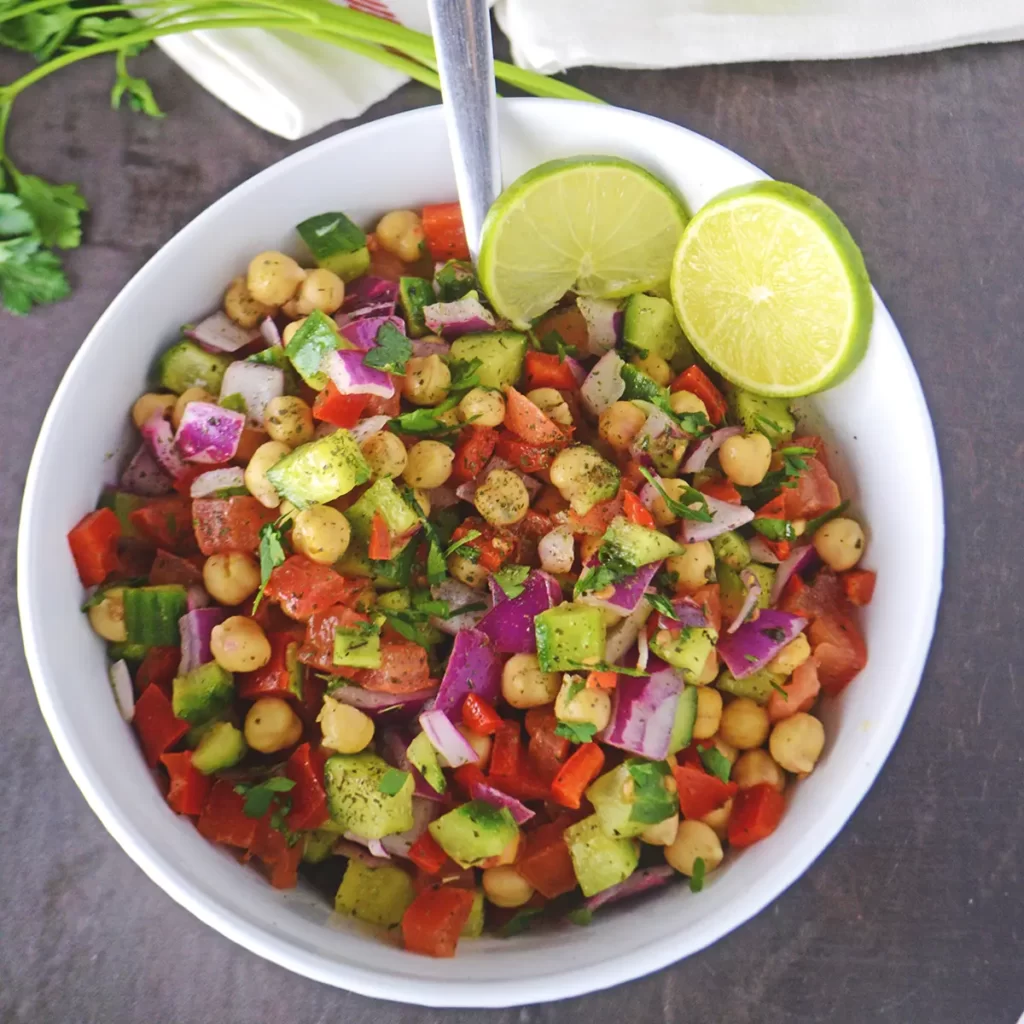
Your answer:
(426, 0), (501, 262)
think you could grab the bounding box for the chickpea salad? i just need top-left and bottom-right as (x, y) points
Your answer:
(69, 193), (875, 958)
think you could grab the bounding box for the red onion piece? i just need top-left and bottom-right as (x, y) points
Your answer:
(337, 276), (398, 323)
(565, 356), (587, 386)
(323, 349), (395, 399)
(600, 658), (682, 761)
(681, 426), (744, 474)
(578, 559), (662, 616)
(470, 781), (535, 824)
(655, 596), (708, 632)
(140, 411), (187, 479)
(219, 361), (285, 429)
(259, 316), (281, 347)
(419, 709), (479, 767)
(636, 624), (650, 672)
(186, 585), (210, 611)
(379, 798), (441, 857)
(347, 415), (391, 445)
(330, 684), (436, 718)
(120, 444), (173, 496)
(748, 536), (781, 565)
(680, 495), (755, 543)
(189, 466), (245, 498)
(425, 485), (460, 511)
(477, 571), (561, 654)
(717, 609), (808, 678)
(433, 629), (502, 718)
(339, 314), (405, 352)
(429, 579), (491, 636)
(108, 660), (134, 722)
(629, 407), (682, 468)
(410, 337), (451, 358)
(174, 402), (245, 465)
(583, 865), (676, 912)
(178, 607), (229, 674)
(423, 293), (495, 338)
(770, 545), (819, 605)
(334, 837), (392, 867)
(576, 296), (622, 354)
(580, 350), (626, 416)
(726, 568), (762, 633)
(186, 310), (260, 353)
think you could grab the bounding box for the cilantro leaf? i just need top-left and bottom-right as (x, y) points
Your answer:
(646, 592), (678, 620)
(563, 678), (585, 704)
(538, 329), (578, 362)
(0, 4), (79, 60)
(252, 520), (287, 612)
(492, 563), (530, 599)
(75, 15), (150, 56)
(674, 410), (711, 436)
(574, 544), (639, 597)
(625, 758), (678, 823)
(779, 445), (816, 479)
(555, 720), (598, 744)
(498, 908), (544, 937)
(637, 467), (712, 523)
(0, 237), (70, 315)
(448, 357), (482, 393)
(111, 50), (163, 117)
(567, 907), (593, 926)
(805, 500), (850, 536)
(403, 488), (448, 584)
(378, 768), (410, 796)
(364, 321), (412, 374)
(444, 529), (481, 558)
(234, 777), (296, 819)
(390, 394), (461, 436)
(754, 414), (783, 434)
(0, 194), (35, 237)
(697, 744), (732, 783)
(689, 856), (706, 893)
(13, 174), (88, 249)
(769, 679), (789, 700)
(750, 517), (797, 542)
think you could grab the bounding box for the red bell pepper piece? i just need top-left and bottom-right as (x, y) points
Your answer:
(516, 821), (578, 899)
(421, 202), (470, 262)
(451, 426), (498, 483)
(160, 751), (211, 816)
(697, 476), (742, 505)
(248, 817), (303, 889)
(133, 684), (188, 768)
(449, 520), (515, 573)
(368, 510), (392, 560)
(842, 569), (877, 606)
(550, 743), (605, 810)
(488, 758), (551, 802)
(196, 779), (260, 849)
(129, 496), (195, 552)
(672, 762), (738, 820)
(240, 631), (304, 699)
(452, 762), (488, 795)
(690, 583), (722, 633)
(622, 489), (656, 529)
(524, 350), (577, 390)
(489, 721), (521, 778)
(264, 555), (371, 621)
(402, 884), (475, 957)
(753, 494), (792, 562)
(407, 831), (450, 875)
(68, 507), (121, 586)
(313, 380), (367, 428)
(728, 783), (786, 848)
(354, 642), (431, 693)
(135, 645), (181, 697)
(284, 742), (329, 831)
(808, 612), (867, 696)
(670, 364), (727, 424)
(461, 693), (503, 736)
(192, 496), (276, 556)
(494, 430), (563, 473)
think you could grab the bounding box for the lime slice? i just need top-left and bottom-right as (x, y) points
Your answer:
(479, 157), (688, 329)
(670, 181), (872, 397)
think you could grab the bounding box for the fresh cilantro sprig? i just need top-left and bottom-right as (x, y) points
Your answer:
(492, 564), (530, 599)
(574, 545), (639, 597)
(750, 517), (798, 542)
(444, 529), (481, 558)
(447, 357), (483, 393)
(363, 321), (413, 374)
(390, 394), (462, 436)
(697, 744), (732, 784)
(403, 488), (448, 584)
(235, 777), (296, 819)
(645, 591), (678, 620)
(555, 721), (598, 744)
(252, 517), (288, 612)
(378, 768), (410, 796)
(638, 467), (712, 523)
(537, 328), (578, 362)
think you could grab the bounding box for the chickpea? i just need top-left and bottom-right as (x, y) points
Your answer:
(630, 352), (671, 386)
(669, 390), (708, 418)
(224, 275), (274, 328)
(665, 542), (715, 592)
(501, 654), (561, 709)
(549, 446), (618, 515)
(317, 696), (374, 753)
(411, 489), (432, 518)
(649, 477), (690, 526)
(701, 798), (733, 841)
(718, 697), (771, 750)
(665, 820), (724, 877)
(210, 615), (272, 673)
(202, 552), (261, 606)
(733, 749), (786, 792)
(295, 268), (345, 315)
(769, 712), (825, 776)
(131, 392), (175, 429)
(813, 517), (866, 572)
(282, 317), (307, 346)
(375, 210), (424, 263)
(719, 433), (773, 487)
(767, 634), (812, 677)
(640, 814), (680, 846)
(482, 866), (534, 908)
(87, 587), (126, 642)
(361, 431), (408, 480)
(172, 387), (215, 430)
(244, 440), (291, 509)
(459, 387), (506, 427)
(598, 401), (646, 452)
(292, 505), (351, 564)
(264, 395), (314, 448)
(693, 686), (723, 740)
(474, 469), (530, 527)
(448, 552), (489, 589)
(458, 724), (492, 769)
(538, 526), (575, 575)
(555, 677), (612, 732)
(246, 250), (306, 307)
(403, 440), (454, 489)
(526, 387), (572, 427)
(401, 355), (451, 407)
(244, 696), (303, 754)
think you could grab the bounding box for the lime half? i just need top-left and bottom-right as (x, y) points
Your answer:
(671, 181), (872, 397)
(479, 157), (688, 328)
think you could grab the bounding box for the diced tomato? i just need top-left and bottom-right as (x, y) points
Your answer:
(528, 722), (570, 783)
(489, 721), (522, 778)
(672, 762), (738, 819)
(248, 817), (303, 889)
(780, 568), (846, 621)
(408, 831), (450, 875)
(354, 642), (431, 693)
(313, 381), (367, 428)
(192, 497), (275, 556)
(68, 508), (121, 587)
(368, 510), (392, 560)
(148, 548), (203, 586)
(783, 456), (840, 520)
(623, 489), (656, 528)
(135, 645), (180, 697)
(516, 821), (577, 898)
(284, 742), (329, 831)
(265, 556), (371, 621)
(809, 612), (867, 696)
(451, 426), (498, 483)
(133, 684), (188, 768)
(362, 388), (401, 418)
(524, 350), (577, 391)
(494, 431), (562, 473)
(170, 466), (207, 498)
(566, 490), (624, 536)
(550, 743), (605, 809)
(690, 583), (722, 632)
(197, 779), (259, 849)
(533, 484), (569, 517)
(728, 783), (785, 848)
(160, 751), (211, 816)
(504, 387), (566, 446)
(768, 658), (821, 722)
(461, 693), (503, 736)
(697, 476), (742, 505)
(365, 232), (408, 281)
(450, 519), (515, 573)
(402, 884), (475, 957)
(298, 604), (369, 672)
(488, 756), (551, 802)
(421, 202), (470, 262)
(842, 569), (877, 606)
(241, 631), (304, 697)
(670, 365), (727, 423)
(128, 496), (196, 553)
(533, 305), (591, 356)
(452, 762), (488, 795)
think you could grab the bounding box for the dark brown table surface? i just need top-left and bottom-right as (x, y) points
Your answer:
(2, 33), (1022, 1024)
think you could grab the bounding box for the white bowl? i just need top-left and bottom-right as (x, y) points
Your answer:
(18, 99), (943, 1007)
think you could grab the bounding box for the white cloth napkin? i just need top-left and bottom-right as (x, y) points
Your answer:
(155, 0), (1024, 139)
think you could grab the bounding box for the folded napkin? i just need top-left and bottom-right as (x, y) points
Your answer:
(156, 0), (1024, 139)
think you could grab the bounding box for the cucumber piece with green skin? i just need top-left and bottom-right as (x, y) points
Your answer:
(564, 813), (640, 897)
(428, 800), (519, 868)
(623, 293), (691, 363)
(730, 389), (796, 444)
(718, 562), (775, 622)
(650, 626), (717, 682)
(157, 341), (233, 395)
(602, 515), (684, 567)
(557, 445), (620, 515)
(296, 212), (370, 282)
(398, 277), (435, 337)
(191, 721), (246, 774)
(345, 477), (420, 541)
(716, 666), (784, 705)
(283, 309), (348, 389)
(449, 331), (528, 389)
(586, 761), (678, 839)
(461, 890), (485, 938)
(324, 752), (414, 839)
(302, 830), (337, 864)
(668, 684), (699, 753)
(375, 588), (411, 612)
(333, 619), (381, 670)
(107, 641), (149, 663)
(711, 531), (751, 571)
(620, 363), (671, 406)
(434, 260), (478, 302)
(123, 585), (189, 646)
(406, 731), (446, 794)
(98, 489), (145, 538)
(334, 859), (415, 927)
(266, 429), (370, 509)
(535, 602), (606, 672)
(172, 662), (235, 725)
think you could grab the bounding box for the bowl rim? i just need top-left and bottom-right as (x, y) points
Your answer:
(18, 97), (944, 1007)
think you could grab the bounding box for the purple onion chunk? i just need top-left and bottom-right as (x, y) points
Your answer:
(599, 658), (683, 761)
(716, 609), (808, 678)
(120, 444), (174, 496)
(434, 628), (502, 718)
(470, 781), (535, 824)
(173, 402), (246, 464)
(339, 315), (406, 352)
(186, 310), (261, 353)
(476, 572), (561, 654)
(178, 607), (230, 674)
(578, 559), (662, 615)
(583, 865), (676, 912)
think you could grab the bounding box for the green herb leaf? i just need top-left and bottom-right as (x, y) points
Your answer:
(234, 777), (296, 819)
(567, 907), (593, 926)
(689, 856), (706, 893)
(555, 720), (598, 744)
(220, 392), (248, 415)
(445, 529), (481, 558)
(111, 50), (163, 118)
(697, 744), (732, 783)
(13, 174), (88, 249)
(0, 237), (70, 315)
(564, 678), (586, 704)
(805, 500), (850, 536)
(637, 467), (712, 523)
(625, 757), (679, 824)
(378, 768), (411, 796)
(492, 563), (530, 599)
(779, 445), (816, 480)
(750, 517), (797, 542)
(403, 488), (448, 584)
(538, 329), (578, 362)
(252, 521), (287, 612)
(646, 592), (678, 620)
(498, 907), (545, 938)
(769, 679), (789, 700)
(674, 410), (711, 436)
(0, 194), (35, 237)
(448, 357), (482, 393)
(390, 394), (461, 436)
(364, 321), (413, 374)
(754, 414), (783, 434)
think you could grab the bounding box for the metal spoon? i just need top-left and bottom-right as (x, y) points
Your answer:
(426, 0), (501, 262)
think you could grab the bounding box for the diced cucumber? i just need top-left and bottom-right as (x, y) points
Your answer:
(558, 445), (620, 515)
(535, 602), (606, 672)
(98, 489), (145, 537)
(586, 760), (678, 839)
(398, 277), (435, 338)
(266, 429), (370, 509)
(716, 666), (784, 705)
(564, 814), (640, 897)
(668, 684), (699, 753)
(191, 720), (246, 774)
(296, 211), (370, 282)
(334, 619), (381, 670)
(719, 563), (775, 623)
(650, 626), (717, 682)
(620, 363), (670, 406)
(334, 859), (415, 927)
(375, 588), (411, 612)
(730, 389), (796, 444)
(407, 731), (445, 794)
(428, 800), (519, 868)
(324, 752), (414, 838)
(172, 662), (234, 725)
(602, 515), (684, 567)
(107, 641), (149, 664)
(461, 890), (485, 938)
(302, 830), (337, 864)
(283, 309), (346, 389)
(449, 331), (528, 389)
(711, 531), (751, 571)
(345, 478), (420, 541)
(123, 585), (188, 647)
(433, 260), (478, 302)
(623, 293), (689, 363)
(156, 340), (233, 395)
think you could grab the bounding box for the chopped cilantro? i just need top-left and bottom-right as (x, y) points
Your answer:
(574, 544), (639, 597)
(697, 744), (732, 783)
(625, 758), (678, 824)
(743, 653), (760, 663)
(252, 520), (287, 612)
(646, 592), (678, 620)
(363, 321), (412, 374)
(498, 908), (545, 937)
(555, 721), (598, 744)
(219, 392), (247, 415)
(675, 410), (711, 435)
(689, 856), (706, 893)
(234, 777), (296, 819)
(779, 445), (816, 480)
(769, 679), (789, 700)
(389, 394), (461, 436)
(445, 529), (481, 558)
(754, 414), (783, 434)
(637, 467), (712, 523)
(805, 500), (850, 535)
(448, 357), (483, 393)
(378, 768), (410, 796)
(567, 907), (593, 926)
(563, 678), (586, 704)
(538, 328), (578, 362)
(751, 517), (797, 542)
(403, 488), (449, 584)
(492, 564), (531, 599)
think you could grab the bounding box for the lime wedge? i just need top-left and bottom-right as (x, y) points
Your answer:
(670, 181), (872, 397)
(479, 157), (688, 329)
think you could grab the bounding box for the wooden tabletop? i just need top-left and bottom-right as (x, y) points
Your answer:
(2, 35), (1022, 1024)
